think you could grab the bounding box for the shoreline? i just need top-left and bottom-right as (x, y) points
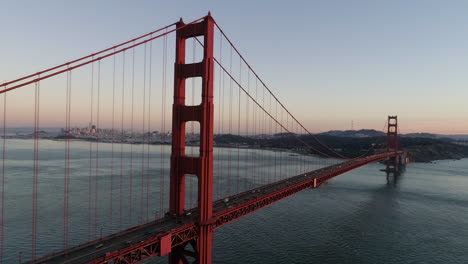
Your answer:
(4, 137), (467, 163)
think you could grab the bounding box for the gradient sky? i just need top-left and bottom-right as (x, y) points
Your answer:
(1, 0), (467, 134)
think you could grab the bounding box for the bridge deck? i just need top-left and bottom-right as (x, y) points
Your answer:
(30, 152), (403, 264)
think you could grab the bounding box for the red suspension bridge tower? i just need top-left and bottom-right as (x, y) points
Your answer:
(386, 115), (402, 173)
(169, 14), (215, 263)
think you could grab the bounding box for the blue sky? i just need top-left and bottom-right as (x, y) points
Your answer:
(1, 0), (467, 134)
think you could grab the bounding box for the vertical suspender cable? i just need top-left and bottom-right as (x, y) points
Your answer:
(220, 32), (227, 199)
(147, 37), (153, 221)
(32, 79), (40, 260)
(120, 51), (125, 230)
(227, 46), (233, 196)
(160, 31), (167, 218)
(95, 61), (101, 239)
(141, 43), (147, 223)
(245, 69), (249, 190)
(110, 50), (116, 231)
(129, 44), (135, 225)
(274, 100), (278, 182)
(286, 110), (290, 178)
(253, 78), (258, 187)
(33, 81), (37, 259)
(268, 91), (272, 184)
(64, 70), (71, 249)
(261, 85), (266, 186)
(237, 57), (241, 194)
(216, 32), (223, 200)
(67, 72), (71, 246)
(280, 106), (283, 180)
(0, 85), (6, 264)
(221, 44), (227, 199)
(88, 60), (94, 241)
(38, 80), (42, 251)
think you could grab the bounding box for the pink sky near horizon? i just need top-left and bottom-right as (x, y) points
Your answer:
(1, 1), (467, 135)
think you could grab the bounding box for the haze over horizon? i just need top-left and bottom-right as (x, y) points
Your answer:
(4, 125), (468, 137)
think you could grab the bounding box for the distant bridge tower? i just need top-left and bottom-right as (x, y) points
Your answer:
(386, 116), (401, 173)
(169, 14), (215, 264)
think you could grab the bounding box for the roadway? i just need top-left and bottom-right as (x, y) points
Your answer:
(29, 152), (402, 264)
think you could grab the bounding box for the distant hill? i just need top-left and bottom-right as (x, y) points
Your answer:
(403, 133), (439, 138)
(319, 129), (385, 138)
(402, 133), (468, 141)
(214, 132), (468, 162)
(399, 137), (468, 162)
(319, 129), (468, 141)
(441, 134), (468, 140)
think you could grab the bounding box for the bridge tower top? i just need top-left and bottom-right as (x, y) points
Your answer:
(387, 115), (399, 153)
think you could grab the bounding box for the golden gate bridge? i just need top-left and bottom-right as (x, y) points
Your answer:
(0, 14), (406, 264)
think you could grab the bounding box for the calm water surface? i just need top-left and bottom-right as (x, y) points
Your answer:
(2, 139), (468, 263)
(211, 158), (468, 263)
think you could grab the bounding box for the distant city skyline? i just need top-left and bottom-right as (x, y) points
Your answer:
(1, 0), (467, 134)
(3, 124), (467, 137)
